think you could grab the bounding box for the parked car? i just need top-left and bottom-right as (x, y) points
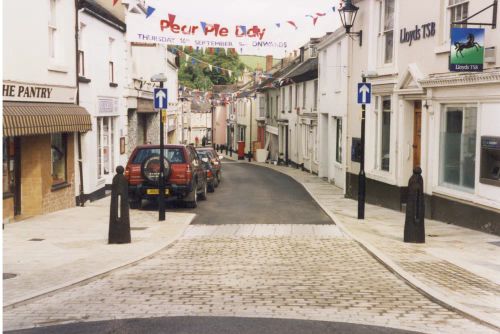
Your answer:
(197, 150), (218, 192)
(196, 147), (223, 183)
(125, 144), (207, 209)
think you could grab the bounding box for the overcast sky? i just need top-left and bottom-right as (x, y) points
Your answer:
(143, 0), (343, 57)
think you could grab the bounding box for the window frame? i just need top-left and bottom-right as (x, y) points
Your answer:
(373, 95), (392, 172)
(379, 0), (395, 65)
(48, 0), (58, 60)
(335, 117), (343, 164)
(51, 133), (68, 186)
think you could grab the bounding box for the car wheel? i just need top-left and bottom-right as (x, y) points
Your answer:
(185, 181), (198, 208)
(199, 181), (208, 200)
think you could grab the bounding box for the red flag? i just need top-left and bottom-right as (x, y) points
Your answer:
(287, 21), (298, 30)
(316, 12), (326, 16)
(313, 17), (319, 26)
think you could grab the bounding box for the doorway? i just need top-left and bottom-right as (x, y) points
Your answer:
(413, 101), (422, 168)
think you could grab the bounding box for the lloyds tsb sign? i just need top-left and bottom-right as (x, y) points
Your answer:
(400, 22), (436, 46)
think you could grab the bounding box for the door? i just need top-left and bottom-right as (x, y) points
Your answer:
(413, 101), (422, 168)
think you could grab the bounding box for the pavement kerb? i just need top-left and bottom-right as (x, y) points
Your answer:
(3, 216), (195, 311)
(245, 160), (500, 332)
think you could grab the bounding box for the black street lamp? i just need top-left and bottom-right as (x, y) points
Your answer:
(338, 0), (362, 46)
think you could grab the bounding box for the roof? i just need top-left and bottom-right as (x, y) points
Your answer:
(80, 0), (126, 32)
(282, 58), (318, 85)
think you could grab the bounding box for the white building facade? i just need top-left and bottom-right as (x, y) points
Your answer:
(78, 0), (128, 201)
(317, 30), (350, 190)
(347, 0), (500, 234)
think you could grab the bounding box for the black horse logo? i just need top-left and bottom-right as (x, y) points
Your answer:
(454, 33), (481, 57)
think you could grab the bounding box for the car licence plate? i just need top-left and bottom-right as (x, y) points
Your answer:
(146, 189), (170, 195)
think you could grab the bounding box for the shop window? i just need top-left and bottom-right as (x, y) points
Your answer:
(379, 0), (395, 64)
(439, 105), (477, 191)
(335, 118), (343, 164)
(51, 133), (67, 185)
(3, 138), (15, 195)
(97, 117), (115, 179)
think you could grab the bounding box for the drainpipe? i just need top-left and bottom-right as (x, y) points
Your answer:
(75, 0), (85, 206)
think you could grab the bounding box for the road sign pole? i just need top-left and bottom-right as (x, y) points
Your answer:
(159, 81), (166, 222)
(358, 76), (366, 220)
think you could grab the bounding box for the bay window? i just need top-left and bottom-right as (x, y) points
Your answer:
(97, 117), (115, 179)
(373, 96), (392, 172)
(439, 105), (477, 192)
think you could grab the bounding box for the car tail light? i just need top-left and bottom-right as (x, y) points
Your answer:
(207, 170), (213, 177)
(125, 166), (130, 180)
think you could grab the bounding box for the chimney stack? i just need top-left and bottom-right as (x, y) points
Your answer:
(265, 55), (273, 72)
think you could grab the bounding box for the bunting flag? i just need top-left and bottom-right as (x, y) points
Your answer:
(316, 12), (326, 16)
(276, 23), (281, 28)
(287, 21), (298, 30)
(145, 6), (155, 18)
(332, 6), (336, 12)
(112, 0), (118, 5)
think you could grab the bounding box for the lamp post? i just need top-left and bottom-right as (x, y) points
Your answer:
(338, 0), (362, 46)
(151, 73), (167, 221)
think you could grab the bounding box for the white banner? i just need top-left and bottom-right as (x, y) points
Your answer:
(126, 13), (289, 52)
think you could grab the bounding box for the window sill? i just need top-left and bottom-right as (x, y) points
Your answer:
(109, 82), (118, 88)
(78, 76), (91, 84)
(51, 182), (71, 192)
(48, 63), (69, 73)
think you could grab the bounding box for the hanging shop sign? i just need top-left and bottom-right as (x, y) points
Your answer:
(2, 81), (77, 103)
(126, 13), (288, 51)
(449, 27), (485, 72)
(400, 22), (436, 46)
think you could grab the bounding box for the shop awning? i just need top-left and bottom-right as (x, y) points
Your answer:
(3, 102), (92, 137)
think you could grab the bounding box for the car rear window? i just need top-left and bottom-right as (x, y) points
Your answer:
(132, 148), (186, 164)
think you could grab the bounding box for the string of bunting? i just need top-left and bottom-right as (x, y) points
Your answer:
(114, 0), (338, 30)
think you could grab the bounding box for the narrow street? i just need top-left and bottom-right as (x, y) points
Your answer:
(4, 162), (494, 334)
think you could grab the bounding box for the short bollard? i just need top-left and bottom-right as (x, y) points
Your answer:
(230, 147), (233, 157)
(404, 167), (425, 243)
(109, 166), (131, 244)
(225, 145), (228, 155)
(248, 150), (252, 162)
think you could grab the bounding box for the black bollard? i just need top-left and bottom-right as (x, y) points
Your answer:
(404, 167), (425, 243)
(248, 150), (252, 162)
(230, 147), (233, 157)
(225, 145), (228, 155)
(109, 166), (131, 244)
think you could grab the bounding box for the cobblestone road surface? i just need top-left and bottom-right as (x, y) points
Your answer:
(4, 225), (496, 334)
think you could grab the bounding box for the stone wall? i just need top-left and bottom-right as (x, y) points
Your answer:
(127, 109), (138, 155)
(146, 112), (160, 145)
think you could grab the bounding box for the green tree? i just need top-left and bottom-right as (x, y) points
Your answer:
(177, 47), (246, 90)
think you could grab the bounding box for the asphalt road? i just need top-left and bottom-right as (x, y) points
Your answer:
(145, 161), (333, 225)
(8, 316), (425, 334)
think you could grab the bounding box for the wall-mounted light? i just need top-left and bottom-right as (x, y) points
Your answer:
(338, 0), (363, 46)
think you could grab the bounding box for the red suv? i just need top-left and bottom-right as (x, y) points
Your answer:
(125, 144), (207, 209)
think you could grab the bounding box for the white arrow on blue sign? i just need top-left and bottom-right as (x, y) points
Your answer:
(154, 88), (168, 109)
(357, 83), (371, 105)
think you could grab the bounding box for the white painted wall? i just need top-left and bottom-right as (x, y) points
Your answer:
(78, 9), (127, 196)
(3, 0), (76, 87)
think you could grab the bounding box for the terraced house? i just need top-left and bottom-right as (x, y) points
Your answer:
(344, 0), (500, 234)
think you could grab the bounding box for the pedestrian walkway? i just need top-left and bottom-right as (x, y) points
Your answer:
(3, 197), (195, 308)
(248, 160), (500, 331)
